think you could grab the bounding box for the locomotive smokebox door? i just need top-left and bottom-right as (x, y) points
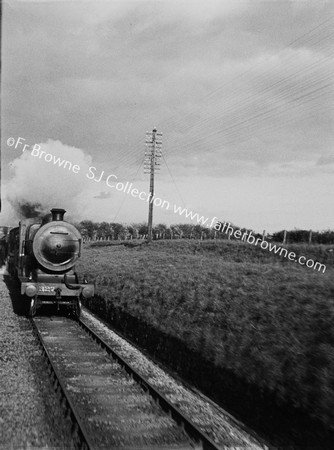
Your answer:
(33, 220), (81, 272)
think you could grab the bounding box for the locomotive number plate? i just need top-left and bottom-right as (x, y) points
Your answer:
(38, 286), (55, 293)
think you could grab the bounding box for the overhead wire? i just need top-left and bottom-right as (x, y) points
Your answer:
(162, 46), (333, 150)
(100, 15), (334, 232)
(104, 15), (334, 206)
(157, 17), (334, 133)
(160, 75), (333, 160)
(163, 49), (334, 145)
(114, 25), (333, 170)
(161, 151), (187, 209)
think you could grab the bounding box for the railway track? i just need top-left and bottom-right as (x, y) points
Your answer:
(31, 315), (224, 449)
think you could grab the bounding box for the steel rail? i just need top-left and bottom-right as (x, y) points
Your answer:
(79, 317), (221, 450)
(31, 318), (95, 450)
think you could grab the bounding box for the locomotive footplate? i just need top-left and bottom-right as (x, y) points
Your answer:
(21, 282), (80, 298)
(20, 280), (94, 300)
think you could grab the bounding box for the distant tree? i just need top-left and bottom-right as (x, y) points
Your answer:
(97, 222), (113, 240)
(110, 223), (125, 240)
(154, 223), (168, 239)
(177, 223), (193, 238)
(78, 220), (96, 239)
(76, 219), (334, 244)
(206, 226), (216, 239)
(318, 230), (334, 244)
(126, 225), (135, 239)
(138, 223), (148, 237)
(130, 223), (142, 239)
(192, 224), (203, 239)
(271, 228), (334, 244)
(171, 225), (183, 238)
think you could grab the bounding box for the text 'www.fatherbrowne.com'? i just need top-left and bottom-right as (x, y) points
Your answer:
(172, 205), (326, 273)
(215, 221), (326, 273)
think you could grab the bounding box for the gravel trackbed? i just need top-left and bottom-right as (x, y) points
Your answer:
(0, 273), (74, 449)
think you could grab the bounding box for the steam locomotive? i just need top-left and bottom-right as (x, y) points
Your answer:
(6, 208), (94, 318)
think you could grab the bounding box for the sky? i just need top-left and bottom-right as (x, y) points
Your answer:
(1, 0), (333, 232)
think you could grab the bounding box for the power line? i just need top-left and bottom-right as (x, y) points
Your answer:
(156, 16), (334, 134)
(105, 16), (334, 179)
(161, 150), (187, 209)
(115, 29), (333, 170)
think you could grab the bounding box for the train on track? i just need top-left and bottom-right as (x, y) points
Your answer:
(5, 208), (94, 318)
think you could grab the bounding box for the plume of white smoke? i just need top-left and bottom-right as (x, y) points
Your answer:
(5, 139), (93, 222)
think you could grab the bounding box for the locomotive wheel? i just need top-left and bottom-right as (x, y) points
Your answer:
(73, 299), (81, 320)
(29, 297), (37, 317)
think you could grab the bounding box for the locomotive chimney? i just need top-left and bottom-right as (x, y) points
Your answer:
(50, 208), (66, 221)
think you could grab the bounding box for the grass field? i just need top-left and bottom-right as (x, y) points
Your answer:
(77, 239), (334, 434)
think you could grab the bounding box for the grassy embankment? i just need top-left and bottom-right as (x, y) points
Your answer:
(77, 239), (334, 444)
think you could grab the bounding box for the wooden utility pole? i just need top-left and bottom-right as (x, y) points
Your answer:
(144, 128), (162, 242)
(283, 230), (287, 245)
(308, 230), (312, 245)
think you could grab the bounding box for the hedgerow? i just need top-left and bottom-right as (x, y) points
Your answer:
(77, 239), (334, 430)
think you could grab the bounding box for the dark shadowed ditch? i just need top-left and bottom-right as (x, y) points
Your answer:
(83, 295), (334, 449)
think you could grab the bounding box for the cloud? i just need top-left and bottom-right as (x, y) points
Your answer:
(2, 1), (333, 230)
(5, 139), (93, 220)
(3, 0), (332, 178)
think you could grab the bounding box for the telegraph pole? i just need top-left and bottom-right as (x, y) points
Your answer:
(144, 128), (162, 242)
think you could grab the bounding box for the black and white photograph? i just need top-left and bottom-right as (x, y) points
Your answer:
(0, 0), (333, 448)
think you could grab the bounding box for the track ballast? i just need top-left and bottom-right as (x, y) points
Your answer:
(32, 315), (223, 449)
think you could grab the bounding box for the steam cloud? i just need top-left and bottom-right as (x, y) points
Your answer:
(14, 202), (44, 219)
(6, 139), (93, 222)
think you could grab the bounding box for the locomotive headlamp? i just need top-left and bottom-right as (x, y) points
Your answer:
(25, 284), (37, 297)
(82, 285), (94, 298)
